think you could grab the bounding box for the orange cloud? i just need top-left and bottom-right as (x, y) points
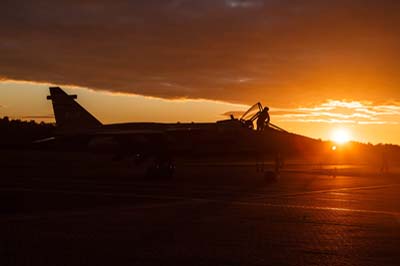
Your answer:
(273, 100), (400, 125)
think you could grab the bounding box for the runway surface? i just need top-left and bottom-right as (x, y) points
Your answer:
(1, 150), (400, 266)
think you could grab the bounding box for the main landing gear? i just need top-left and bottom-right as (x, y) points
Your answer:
(146, 156), (175, 179)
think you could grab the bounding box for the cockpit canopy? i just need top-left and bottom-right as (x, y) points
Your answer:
(240, 102), (263, 122)
(239, 102), (265, 129)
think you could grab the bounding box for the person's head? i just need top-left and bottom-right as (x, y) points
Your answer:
(263, 107), (269, 112)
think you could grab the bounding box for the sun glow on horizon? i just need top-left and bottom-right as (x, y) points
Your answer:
(331, 128), (352, 144)
(1, 80), (400, 145)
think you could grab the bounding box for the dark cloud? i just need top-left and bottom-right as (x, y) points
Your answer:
(1, 0), (399, 105)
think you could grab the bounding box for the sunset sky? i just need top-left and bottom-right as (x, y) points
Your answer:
(1, 1), (399, 144)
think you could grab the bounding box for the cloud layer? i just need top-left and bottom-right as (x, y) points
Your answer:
(271, 100), (400, 125)
(1, 1), (399, 105)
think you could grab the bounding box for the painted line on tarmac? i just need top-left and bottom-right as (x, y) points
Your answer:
(0, 187), (210, 202)
(254, 183), (400, 199)
(2, 183), (399, 204)
(10, 178), (251, 194)
(3, 186), (400, 218)
(1, 201), (205, 222)
(231, 201), (400, 217)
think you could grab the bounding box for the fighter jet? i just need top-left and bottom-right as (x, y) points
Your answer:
(40, 87), (289, 177)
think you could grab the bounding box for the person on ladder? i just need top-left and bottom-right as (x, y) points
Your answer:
(256, 107), (270, 131)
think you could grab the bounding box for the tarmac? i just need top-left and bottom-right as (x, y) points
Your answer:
(1, 150), (400, 266)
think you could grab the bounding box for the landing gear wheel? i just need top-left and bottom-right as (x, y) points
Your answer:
(146, 159), (175, 179)
(264, 171), (278, 183)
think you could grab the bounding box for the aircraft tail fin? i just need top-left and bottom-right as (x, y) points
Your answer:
(47, 87), (102, 131)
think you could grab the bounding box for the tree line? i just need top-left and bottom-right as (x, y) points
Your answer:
(0, 117), (55, 148)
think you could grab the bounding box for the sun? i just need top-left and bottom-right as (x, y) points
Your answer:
(331, 128), (351, 144)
